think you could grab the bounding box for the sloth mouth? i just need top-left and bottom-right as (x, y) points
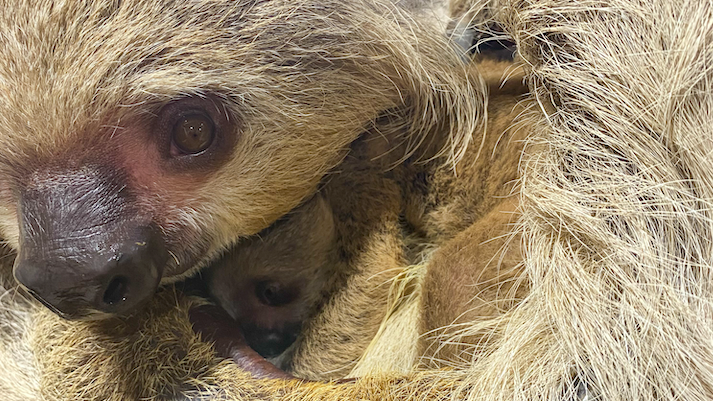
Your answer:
(25, 288), (71, 319)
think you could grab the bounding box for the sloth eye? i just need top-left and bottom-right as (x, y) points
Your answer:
(255, 280), (298, 307)
(157, 96), (237, 167)
(172, 115), (214, 154)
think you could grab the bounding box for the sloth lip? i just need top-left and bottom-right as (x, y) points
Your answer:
(26, 288), (70, 319)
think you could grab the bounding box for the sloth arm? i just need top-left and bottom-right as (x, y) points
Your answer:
(419, 198), (525, 365)
(189, 305), (294, 380)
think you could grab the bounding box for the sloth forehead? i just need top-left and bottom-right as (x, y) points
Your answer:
(0, 0), (383, 150)
(0, 0), (371, 95)
(0, 1), (250, 120)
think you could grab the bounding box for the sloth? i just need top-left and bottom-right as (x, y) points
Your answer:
(1, 0), (713, 400)
(1, 0), (479, 322)
(0, 0), (492, 391)
(202, 192), (338, 363)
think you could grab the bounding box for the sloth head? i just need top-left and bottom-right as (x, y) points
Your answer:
(0, 0), (480, 319)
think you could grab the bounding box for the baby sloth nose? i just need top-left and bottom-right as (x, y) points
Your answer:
(13, 226), (167, 320)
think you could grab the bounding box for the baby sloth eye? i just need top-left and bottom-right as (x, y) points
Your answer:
(173, 115), (214, 154)
(255, 280), (299, 307)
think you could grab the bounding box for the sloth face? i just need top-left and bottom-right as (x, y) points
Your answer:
(0, 0), (403, 319)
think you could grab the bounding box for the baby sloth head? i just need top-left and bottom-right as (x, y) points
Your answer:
(205, 193), (337, 359)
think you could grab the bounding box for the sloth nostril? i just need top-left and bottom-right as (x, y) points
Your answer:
(103, 276), (129, 306)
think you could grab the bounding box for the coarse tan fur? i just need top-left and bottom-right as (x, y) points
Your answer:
(1, 1), (713, 401)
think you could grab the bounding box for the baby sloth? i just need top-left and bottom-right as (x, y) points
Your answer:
(203, 193), (337, 362)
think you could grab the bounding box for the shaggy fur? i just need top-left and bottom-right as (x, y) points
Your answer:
(1, 0), (713, 400)
(0, 246), (40, 400)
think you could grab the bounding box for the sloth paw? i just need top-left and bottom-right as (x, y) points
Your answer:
(188, 304), (294, 380)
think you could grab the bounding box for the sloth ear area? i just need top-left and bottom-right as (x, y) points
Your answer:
(153, 96), (240, 169)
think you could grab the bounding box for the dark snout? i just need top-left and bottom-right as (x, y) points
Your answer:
(14, 227), (166, 319)
(12, 168), (168, 320)
(242, 321), (302, 359)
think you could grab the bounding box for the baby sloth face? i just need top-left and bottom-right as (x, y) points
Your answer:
(204, 194), (337, 358)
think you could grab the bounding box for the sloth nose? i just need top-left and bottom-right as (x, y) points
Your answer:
(242, 322), (302, 358)
(13, 226), (167, 320)
(14, 167), (170, 320)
